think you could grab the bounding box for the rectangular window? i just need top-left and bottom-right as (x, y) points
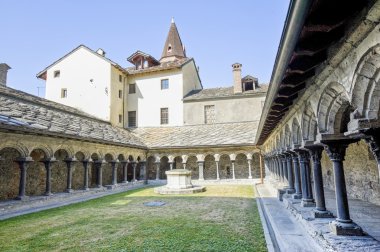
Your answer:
(204, 105), (215, 124)
(119, 75), (122, 82)
(129, 83), (136, 94)
(160, 108), (168, 125)
(54, 70), (60, 78)
(128, 111), (136, 127)
(161, 79), (169, 90)
(61, 88), (67, 98)
(119, 114), (122, 123)
(118, 90), (122, 98)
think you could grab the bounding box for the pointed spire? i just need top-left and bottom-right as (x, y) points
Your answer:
(160, 18), (187, 62)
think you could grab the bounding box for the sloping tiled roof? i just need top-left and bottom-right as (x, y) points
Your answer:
(184, 85), (268, 101)
(130, 121), (259, 148)
(0, 86), (146, 148)
(126, 57), (192, 75)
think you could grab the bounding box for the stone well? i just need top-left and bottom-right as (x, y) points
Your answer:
(154, 169), (206, 195)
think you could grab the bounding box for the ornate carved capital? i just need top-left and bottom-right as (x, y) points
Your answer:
(296, 150), (309, 163)
(324, 143), (347, 162)
(306, 146), (323, 164)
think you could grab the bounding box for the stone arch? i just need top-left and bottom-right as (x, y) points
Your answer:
(317, 82), (350, 134)
(219, 154), (231, 179)
(174, 156), (183, 169)
(292, 118), (301, 145)
(54, 145), (74, 158)
(302, 103), (318, 141)
(0, 143), (29, 158)
(235, 153), (248, 179)
(350, 44), (380, 120)
(159, 156), (170, 179)
(29, 145), (53, 159)
(186, 155), (198, 179)
(284, 124), (291, 148)
(0, 147), (23, 200)
(204, 154), (216, 180)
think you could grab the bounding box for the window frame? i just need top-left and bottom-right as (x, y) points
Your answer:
(128, 111), (137, 127)
(161, 79), (169, 90)
(160, 107), (169, 125)
(61, 88), (67, 98)
(54, 70), (60, 78)
(118, 90), (122, 99)
(129, 83), (136, 94)
(204, 105), (215, 124)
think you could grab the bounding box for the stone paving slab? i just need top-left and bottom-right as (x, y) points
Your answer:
(0, 181), (151, 220)
(255, 182), (324, 252)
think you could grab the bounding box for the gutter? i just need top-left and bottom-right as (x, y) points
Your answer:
(255, 0), (313, 145)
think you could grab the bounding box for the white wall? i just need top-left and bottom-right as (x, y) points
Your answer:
(127, 69), (184, 127)
(182, 60), (202, 97)
(45, 47), (111, 121)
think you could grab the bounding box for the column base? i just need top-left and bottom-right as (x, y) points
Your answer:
(248, 176), (252, 179)
(65, 189), (74, 193)
(106, 184), (118, 190)
(330, 220), (364, 236)
(44, 192), (53, 196)
(301, 199), (316, 207)
(286, 188), (295, 194)
(96, 185), (104, 189)
(82, 187), (90, 191)
(15, 195), (29, 201)
(121, 180), (128, 184)
(292, 194), (302, 199)
(199, 178), (204, 181)
(313, 209), (334, 218)
(277, 189), (286, 201)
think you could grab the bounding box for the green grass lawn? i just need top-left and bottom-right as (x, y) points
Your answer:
(0, 185), (267, 252)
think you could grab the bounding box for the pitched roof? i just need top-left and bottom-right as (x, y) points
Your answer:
(0, 86), (146, 148)
(36, 45), (127, 80)
(126, 57), (192, 75)
(160, 19), (186, 61)
(127, 50), (160, 66)
(130, 121), (259, 149)
(183, 85), (268, 101)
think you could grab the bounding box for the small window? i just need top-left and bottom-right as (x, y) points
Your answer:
(54, 70), (60, 78)
(243, 82), (254, 91)
(61, 88), (67, 98)
(204, 105), (215, 124)
(160, 108), (169, 125)
(118, 90), (122, 99)
(119, 75), (122, 82)
(128, 111), (136, 127)
(129, 84), (136, 94)
(167, 44), (172, 52)
(161, 79), (169, 90)
(119, 114), (122, 123)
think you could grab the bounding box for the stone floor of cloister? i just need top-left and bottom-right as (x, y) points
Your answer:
(257, 179), (380, 251)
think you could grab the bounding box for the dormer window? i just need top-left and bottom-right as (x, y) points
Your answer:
(167, 44), (172, 52)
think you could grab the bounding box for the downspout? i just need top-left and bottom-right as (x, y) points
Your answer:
(255, 0), (313, 145)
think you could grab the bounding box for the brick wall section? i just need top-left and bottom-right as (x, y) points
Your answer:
(321, 140), (380, 206)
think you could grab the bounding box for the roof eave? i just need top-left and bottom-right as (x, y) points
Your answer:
(255, 0), (313, 145)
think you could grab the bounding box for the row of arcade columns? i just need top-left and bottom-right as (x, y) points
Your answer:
(265, 141), (364, 236)
(15, 158), (146, 201)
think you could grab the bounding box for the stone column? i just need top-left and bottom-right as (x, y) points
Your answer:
(285, 154), (295, 193)
(297, 151), (315, 207)
(132, 162), (137, 182)
(277, 156), (283, 182)
(121, 161), (128, 183)
(82, 159), (91, 191)
(182, 162), (186, 169)
(169, 162), (174, 170)
(64, 158), (76, 193)
(324, 141), (363, 235)
(198, 161), (204, 180)
(307, 146), (332, 218)
(139, 161), (147, 184)
(155, 162), (160, 180)
(95, 160), (104, 188)
(291, 154), (302, 199)
(247, 154), (253, 179)
(41, 158), (56, 196)
(214, 154), (220, 180)
(281, 155), (288, 184)
(110, 160), (119, 186)
(15, 157), (33, 200)
(231, 161), (236, 180)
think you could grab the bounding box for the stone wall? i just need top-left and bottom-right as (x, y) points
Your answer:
(321, 140), (380, 206)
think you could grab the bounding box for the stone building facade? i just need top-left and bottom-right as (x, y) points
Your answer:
(257, 0), (380, 237)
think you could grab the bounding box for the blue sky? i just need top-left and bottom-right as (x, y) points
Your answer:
(1, 1), (289, 96)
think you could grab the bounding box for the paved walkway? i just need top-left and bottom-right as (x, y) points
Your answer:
(255, 182), (324, 252)
(0, 181), (161, 220)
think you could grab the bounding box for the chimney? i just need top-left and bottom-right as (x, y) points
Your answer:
(232, 63), (242, 94)
(0, 63), (11, 87)
(96, 48), (106, 56)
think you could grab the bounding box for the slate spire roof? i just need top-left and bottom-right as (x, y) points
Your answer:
(160, 18), (186, 62)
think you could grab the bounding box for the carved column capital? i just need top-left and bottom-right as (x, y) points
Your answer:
(324, 143), (348, 162)
(306, 145), (323, 164)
